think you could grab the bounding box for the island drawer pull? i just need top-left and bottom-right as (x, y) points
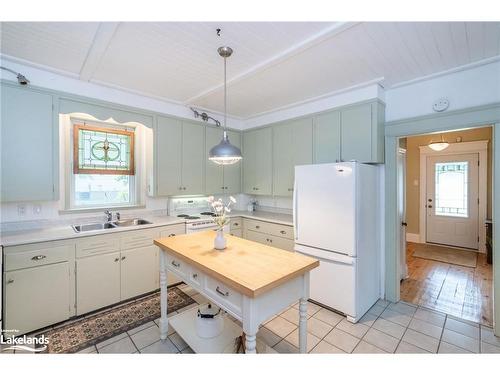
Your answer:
(216, 286), (229, 297)
(31, 255), (47, 261)
(171, 260), (180, 268)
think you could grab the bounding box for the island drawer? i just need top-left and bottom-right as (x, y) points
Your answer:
(120, 228), (157, 250)
(5, 244), (72, 271)
(229, 218), (242, 231)
(203, 276), (242, 316)
(165, 253), (190, 278)
(76, 235), (120, 258)
(243, 219), (293, 240)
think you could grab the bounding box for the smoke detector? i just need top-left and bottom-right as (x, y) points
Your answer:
(432, 98), (450, 112)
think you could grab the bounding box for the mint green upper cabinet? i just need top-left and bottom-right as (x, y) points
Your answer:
(243, 127), (272, 195)
(156, 116), (182, 196)
(181, 121), (205, 195)
(205, 126), (224, 194)
(1, 84), (56, 202)
(223, 130), (241, 194)
(273, 119), (313, 196)
(313, 110), (341, 164)
(340, 102), (385, 163)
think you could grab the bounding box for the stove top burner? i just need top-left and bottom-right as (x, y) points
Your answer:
(200, 212), (215, 216)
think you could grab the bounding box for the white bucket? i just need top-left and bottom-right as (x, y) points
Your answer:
(196, 304), (224, 338)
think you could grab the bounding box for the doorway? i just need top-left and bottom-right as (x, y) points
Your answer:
(399, 128), (493, 327)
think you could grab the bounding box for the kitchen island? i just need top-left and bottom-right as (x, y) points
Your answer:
(154, 231), (319, 353)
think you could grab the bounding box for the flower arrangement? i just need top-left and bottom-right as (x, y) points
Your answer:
(208, 195), (236, 230)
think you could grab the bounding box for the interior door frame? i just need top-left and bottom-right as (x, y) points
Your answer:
(419, 141), (488, 251)
(384, 102), (500, 335)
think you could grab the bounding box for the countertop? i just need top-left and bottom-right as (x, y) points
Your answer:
(155, 231), (317, 297)
(0, 210), (293, 247)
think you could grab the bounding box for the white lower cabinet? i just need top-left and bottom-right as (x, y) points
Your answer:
(242, 219), (294, 251)
(76, 251), (121, 315)
(4, 262), (71, 335)
(121, 245), (159, 300)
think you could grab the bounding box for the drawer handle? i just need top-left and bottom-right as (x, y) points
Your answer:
(255, 225), (260, 229)
(7, 279), (14, 284)
(171, 260), (180, 268)
(216, 286), (229, 297)
(121, 256), (126, 260)
(280, 230), (286, 234)
(114, 257), (120, 262)
(233, 223), (239, 226)
(168, 234), (176, 237)
(31, 255), (47, 261)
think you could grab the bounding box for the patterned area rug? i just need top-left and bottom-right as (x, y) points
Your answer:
(36, 286), (195, 354)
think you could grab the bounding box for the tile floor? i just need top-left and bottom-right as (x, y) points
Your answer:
(6, 283), (500, 354)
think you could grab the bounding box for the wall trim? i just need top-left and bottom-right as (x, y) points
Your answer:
(418, 140), (488, 252)
(406, 233), (421, 243)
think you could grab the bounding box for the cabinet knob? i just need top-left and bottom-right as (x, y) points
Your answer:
(255, 225), (260, 229)
(183, 187), (187, 190)
(121, 256), (126, 260)
(7, 279), (14, 284)
(234, 223), (239, 226)
(114, 257), (120, 262)
(280, 230), (286, 234)
(31, 255), (46, 261)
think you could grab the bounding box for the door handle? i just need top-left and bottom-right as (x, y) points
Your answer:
(402, 222), (408, 227)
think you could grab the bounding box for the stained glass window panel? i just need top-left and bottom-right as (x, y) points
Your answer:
(74, 124), (134, 175)
(435, 161), (468, 218)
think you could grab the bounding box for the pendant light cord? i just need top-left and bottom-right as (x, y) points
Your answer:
(223, 55), (227, 139)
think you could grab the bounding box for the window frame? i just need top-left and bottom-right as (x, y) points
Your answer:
(65, 117), (140, 211)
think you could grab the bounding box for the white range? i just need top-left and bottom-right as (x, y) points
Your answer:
(168, 197), (230, 234)
(293, 162), (381, 323)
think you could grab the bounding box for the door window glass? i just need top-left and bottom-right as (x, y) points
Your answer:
(435, 161), (468, 217)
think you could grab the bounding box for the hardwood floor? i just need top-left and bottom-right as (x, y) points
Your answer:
(400, 242), (493, 327)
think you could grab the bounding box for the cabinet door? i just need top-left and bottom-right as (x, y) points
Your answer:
(76, 252), (121, 315)
(4, 262), (70, 334)
(243, 130), (257, 194)
(253, 127), (273, 195)
(121, 246), (159, 300)
(156, 116), (182, 196)
(341, 104), (372, 162)
(182, 121), (205, 194)
(314, 110), (341, 163)
(223, 129), (242, 194)
(273, 119), (312, 197)
(205, 126), (224, 194)
(1, 85), (55, 202)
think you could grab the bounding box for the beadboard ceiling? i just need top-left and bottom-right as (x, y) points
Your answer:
(1, 22), (500, 118)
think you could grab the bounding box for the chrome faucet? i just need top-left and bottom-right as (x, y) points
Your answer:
(116, 212), (121, 221)
(104, 210), (112, 222)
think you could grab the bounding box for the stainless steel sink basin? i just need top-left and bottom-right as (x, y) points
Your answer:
(71, 218), (152, 232)
(72, 222), (117, 233)
(112, 218), (152, 227)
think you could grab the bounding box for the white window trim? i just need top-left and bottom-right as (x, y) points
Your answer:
(63, 116), (142, 211)
(418, 140), (488, 252)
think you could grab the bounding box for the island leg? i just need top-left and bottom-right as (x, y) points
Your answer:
(244, 331), (257, 354)
(298, 297), (308, 353)
(159, 250), (169, 340)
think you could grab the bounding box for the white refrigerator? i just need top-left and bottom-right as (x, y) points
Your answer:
(293, 162), (380, 322)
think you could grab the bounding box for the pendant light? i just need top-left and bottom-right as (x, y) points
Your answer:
(208, 46), (242, 165)
(428, 135), (449, 151)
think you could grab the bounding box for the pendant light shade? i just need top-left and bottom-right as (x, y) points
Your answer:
(428, 135), (449, 151)
(209, 130), (242, 165)
(209, 46), (243, 165)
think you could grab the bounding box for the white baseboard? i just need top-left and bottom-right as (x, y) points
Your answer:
(406, 233), (421, 243)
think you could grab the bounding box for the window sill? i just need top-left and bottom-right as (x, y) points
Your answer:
(59, 205), (146, 215)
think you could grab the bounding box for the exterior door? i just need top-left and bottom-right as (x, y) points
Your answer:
(426, 153), (479, 249)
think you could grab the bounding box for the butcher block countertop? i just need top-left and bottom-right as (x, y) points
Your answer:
(154, 231), (319, 298)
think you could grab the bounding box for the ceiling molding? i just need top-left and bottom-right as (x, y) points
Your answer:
(183, 22), (359, 105)
(388, 55), (500, 90)
(0, 53), (80, 79)
(79, 22), (120, 81)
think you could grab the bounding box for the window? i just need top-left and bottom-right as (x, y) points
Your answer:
(70, 123), (136, 208)
(435, 161), (468, 218)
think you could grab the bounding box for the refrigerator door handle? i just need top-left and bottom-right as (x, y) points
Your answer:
(293, 177), (298, 240)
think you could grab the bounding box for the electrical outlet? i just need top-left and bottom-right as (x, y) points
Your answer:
(33, 204), (42, 215)
(17, 204), (26, 216)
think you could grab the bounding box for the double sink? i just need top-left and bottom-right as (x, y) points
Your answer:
(72, 218), (152, 233)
